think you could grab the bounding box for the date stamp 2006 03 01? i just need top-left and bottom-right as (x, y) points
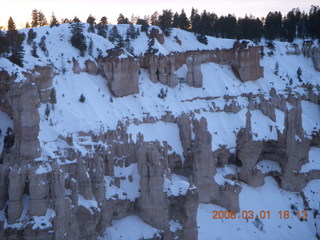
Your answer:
(212, 210), (310, 220)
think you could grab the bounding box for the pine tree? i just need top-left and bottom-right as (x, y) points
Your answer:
(86, 14), (96, 33)
(49, 88), (57, 110)
(27, 29), (37, 45)
(6, 17), (25, 67)
(100, 16), (108, 25)
(88, 38), (93, 56)
(50, 12), (59, 27)
(39, 36), (48, 56)
(136, 19), (149, 32)
(7, 17), (16, 31)
(274, 62), (279, 75)
(297, 67), (302, 81)
(126, 24), (137, 39)
(45, 104), (50, 120)
(151, 11), (160, 26)
(117, 14), (129, 24)
(159, 9), (173, 36)
(25, 22), (30, 28)
(31, 9), (38, 27)
(172, 12), (179, 28)
(178, 9), (190, 30)
(79, 93), (86, 103)
(38, 11), (47, 26)
(97, 17), (108, 38)
(108, 25), (122, 44)
(31, 41), (39, 58)
(70, 18), (87, 56)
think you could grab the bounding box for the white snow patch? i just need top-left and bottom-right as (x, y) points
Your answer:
(103, 215), (161, 240)
(164, 174), (193, 196)
(301, 100), (320, 138)
(78, 194), (99, 214)
(169, 220), (183, 232)
(255, 160), (282, 174)
(300, 147), (320, 173)
(105, 163), (140, 201)
(127, 121), (183, 156)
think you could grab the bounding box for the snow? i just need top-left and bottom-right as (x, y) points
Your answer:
(303, 180), (320, 210)
(169, 220), (183, 232)
(214, 165), (238, 186)
(31, 208), (55, 230)
(251, 110), (281, 141)
(196, 110), (246, 153)
(255, 160), (282, 174)
(0, 111), (13, 154)
(78, 194), (99, 214)
(35, 163), (52, 174)
(164, 174), (193, 196)
(301, 100), (320, 138)
(127, 121), (183, 155)
(105, 163), (140, 201)
(198, 177), (318, 240)
(103, 215), (161, 240)
(300, 147), (320, 173)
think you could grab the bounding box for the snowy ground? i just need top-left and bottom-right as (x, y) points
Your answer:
(198, 177), (320, 240)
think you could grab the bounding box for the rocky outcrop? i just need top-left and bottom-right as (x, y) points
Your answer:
(312, 46), (320, 71)
(302, 40), (320, 72)
(100, 51), (139, 97)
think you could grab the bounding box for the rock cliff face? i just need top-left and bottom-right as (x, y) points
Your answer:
(0, 38), (319, 240)
(90, 41), (264, 97)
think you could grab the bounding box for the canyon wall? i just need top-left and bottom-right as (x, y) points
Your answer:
(0, 41), (319, 240)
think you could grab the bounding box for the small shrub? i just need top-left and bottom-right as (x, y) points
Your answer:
(158, 88), (167, 99)
(45, 104), (50, 120)
(274, 62), (279, 75)
(196, 34), (208, 45)
(79, 93), (86, 102)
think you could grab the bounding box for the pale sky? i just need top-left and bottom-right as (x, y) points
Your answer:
(0, 0), (319, 28)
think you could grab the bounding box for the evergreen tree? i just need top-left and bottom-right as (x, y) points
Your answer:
(136, 19), (149, 32)
(31, 9), (38, 27)
(0, 31), (7, 56)
(25, 22), (30, 28)
(39, 36), (48, 56)
(117, 14), (129, 24)
(88, 38), (93, 56)
(151, 11), (160, 26)
(100, 16), (108, 25)
(172, 12), (179, 28)
(7, 17), (16, 31)
(70, 18), (87, 56)
(86, 14), (96, 33)
(49, 88), (57, 110)
(50, 12), (59, 27)
(264, 11), (283, 40)
(45, 104), (50, 120)
(126, 24), (137, 39)
(96, 17), (108, 38)
(159, 9), (173, 36)
(38, 11), (47, 26)
(108, 25), (122, 44)
(27, 29), (37, 45)
(79, 93), (86, 103)
(6, 17), (25, 67)
(31, 41), (38, 58)
(297, 67), (302, 81)
(274, 62), (279, 75)
(178, 9), (190, 30)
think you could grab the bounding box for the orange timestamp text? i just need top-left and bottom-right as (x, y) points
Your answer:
(212, 210), (309, 220)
